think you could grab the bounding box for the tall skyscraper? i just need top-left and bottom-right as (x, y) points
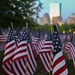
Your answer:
(50, 3), (61, 24)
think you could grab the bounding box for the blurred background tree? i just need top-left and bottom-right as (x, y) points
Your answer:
(0, 0), (43, 28)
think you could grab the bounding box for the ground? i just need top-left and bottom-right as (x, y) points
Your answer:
(0, 51), (75, 75)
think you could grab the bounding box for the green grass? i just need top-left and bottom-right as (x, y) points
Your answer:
(0, 51), (75, 75)
(0, 51), (4, 75)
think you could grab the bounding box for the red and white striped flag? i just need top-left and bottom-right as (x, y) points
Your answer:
(31, 35), (39, 45)
(62, 42), (72, 60)
(26, 34), (37, 75)
(31, 35), (39, 51)
(39, 33), (53, 72)
(64, 42), (75, 67)
(52, 25), (69, 75)
(0, 35), (7, 50)
(36, 39), (53, 72)
(12, 27), (28, 75)
(2, 28), (16, 75)
(0, 35), (7, 43)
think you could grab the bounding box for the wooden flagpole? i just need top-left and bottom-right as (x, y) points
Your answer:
(49, 28), (53, 75)
(11, 22), (14, 29)
(25, 22), (29, 75)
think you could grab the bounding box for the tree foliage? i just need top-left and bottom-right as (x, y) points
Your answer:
(0, 0), (43, 28)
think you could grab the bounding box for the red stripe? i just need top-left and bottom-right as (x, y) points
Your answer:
(5, 42), (15, 50)
(53, 64), (67, 75)
(14, 49), (27, 56)
(53, 55), (64, 69)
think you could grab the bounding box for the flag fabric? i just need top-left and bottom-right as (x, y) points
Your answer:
(2, 28), (16, 75)
(31, 35), (39, 45)
(52, 25), (69, 75)
(0, 35), (7, 43)
(36, 39), (53, 72)
(62, 43), (72, 60)
(64, 42), (75, 67)
(26, 33), (37, 75)
(12, 27), (28, 75)
(31, 35), (39, 51)
(39, 33), (53, 72)
(0, 35), (7, 50)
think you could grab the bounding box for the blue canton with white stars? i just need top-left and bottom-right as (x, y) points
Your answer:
(20, 27), (26, 42)
(7, 28), (14, 42)
(46, 32), (52, 41)
(53, 25), (61, 56)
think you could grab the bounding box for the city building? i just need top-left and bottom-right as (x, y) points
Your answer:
(52, 16), (62, 24)
(50, 3), (62, 24)
(67, 13), (75, 24)
(39, 13), (50, 25)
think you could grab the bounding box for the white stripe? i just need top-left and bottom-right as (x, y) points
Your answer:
(5, 40), (15, 48)
(3, 51), (15, 62)
(45, 41), (52, 43)
(53, 59), (66, 74)
(5, 44), (16, 54)
(39, 49), (52, 52)
(42, 45), (53, 48)
(13, 52), (27, 60)
(18, 41), (27, 45)
(53, 51), (63, 63)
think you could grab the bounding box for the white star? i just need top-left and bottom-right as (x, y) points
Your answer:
(55, 31), (57, 33)
(54, 50), (56, 52)
(57, 38), (59, 40)
(55, 46), (57, 48)
(59, 46), (61, 48)
(56, 42), (58, 44)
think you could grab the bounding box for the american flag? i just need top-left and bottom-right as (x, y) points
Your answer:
(62, 43), (72, 60)
(0, 35), (7, 50)
(12, 27), (28, 75)
(0, 35), (7, 43)
(64, 42), (75, 67)
(52, 25), (69, 75)
(39, 33), (53, 72)
(2, 28), (16, 75)
(26, 33), (37, 75)
(31, 35), (39, 45)
(31, 35), (39, 51)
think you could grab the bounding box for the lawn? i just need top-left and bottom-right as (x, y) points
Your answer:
(0, 51), (75, 75)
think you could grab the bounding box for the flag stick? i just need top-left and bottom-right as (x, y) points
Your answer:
(11, 22), (14, 30)
(26, 22), (28, 39)
(25, 22), (29, 75)
(49, 30), (53, 75)
(49, 72), (51, 75)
